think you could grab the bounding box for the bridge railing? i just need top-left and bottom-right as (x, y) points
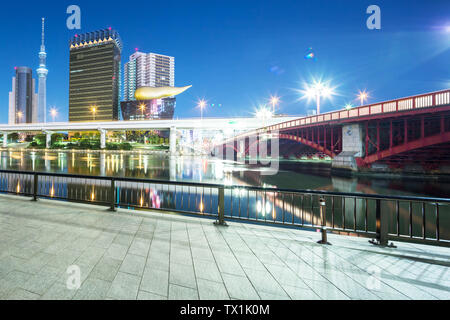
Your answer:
(0, 169), (449, 247)
(263, 89), (450, 133)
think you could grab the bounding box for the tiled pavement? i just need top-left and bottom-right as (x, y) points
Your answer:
(0, 194), (449, 300)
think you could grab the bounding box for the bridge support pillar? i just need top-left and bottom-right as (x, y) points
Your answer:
(45, 131), (52, 149)
(2, 132), (8, 148)
(169, 156), (176, 180)
(170, 127), (177, 155)
(332, 123), (363, 172)
(99, 129), (106, 149)
(100, 153), (106, 175)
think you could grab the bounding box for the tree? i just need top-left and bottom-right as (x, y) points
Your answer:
(51, 133), (64, 144)
(8, 133), (19, 143)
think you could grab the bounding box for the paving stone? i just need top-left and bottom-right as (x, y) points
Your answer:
(73, 277), (112, 300)
(7, 288), (40, 300)
(222, 273), (260, 300)
(41, 281), (77, 300)
(90, 256), (122, 282)
(197, 278), (230, 300)
(107, 272), (140, 300)
(105, 243), (129, 261)
(244, 268), (288, 297)
(169, 262), (197, 289)
(119, 254), (146, 276)
(20, 273), (59, 296)
(282, 285), (322, 300)
(137, 290), (167, 300)
(140, 268), (169, 296)
(168, 284), (198, 300)
(193, 259), (223, 283)
(128, 239), (151, 257)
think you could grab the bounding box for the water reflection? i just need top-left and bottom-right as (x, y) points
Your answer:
(0, 150), (449, 198)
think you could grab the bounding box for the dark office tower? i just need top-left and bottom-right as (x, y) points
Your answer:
(69, 28), (122, 121)
(8, 67), (38, 124)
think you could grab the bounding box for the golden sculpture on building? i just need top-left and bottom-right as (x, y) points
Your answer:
(135, 85), (192, 100)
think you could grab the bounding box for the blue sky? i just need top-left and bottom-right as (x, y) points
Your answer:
(0, 0), (449, 123)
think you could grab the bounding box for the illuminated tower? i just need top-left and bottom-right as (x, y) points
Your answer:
(36, 17), (48, 123)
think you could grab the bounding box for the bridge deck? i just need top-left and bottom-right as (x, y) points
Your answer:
(0, 194), (448, 300)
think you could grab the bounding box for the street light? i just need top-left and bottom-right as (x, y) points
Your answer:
(345, 103), (353, 110)
(269, 95), (280, 115)
(302, 80), (334, 115)
(49, 108), (57, 122)
(139, 103), (146, 120)
(255, 106), (273, 127)
(91, 105), (97, 121)
(197, 99), (207, 120)
(357, 90), (369, 106)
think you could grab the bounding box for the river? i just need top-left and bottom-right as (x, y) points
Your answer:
(1, 150), (449, 198)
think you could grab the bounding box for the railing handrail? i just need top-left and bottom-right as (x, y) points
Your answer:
(1, 168), (449, 204)
(265, 89), (450, 132)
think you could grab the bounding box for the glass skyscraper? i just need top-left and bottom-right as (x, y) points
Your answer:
(68, 28), (122, 122)
(8, 67), (38, 124)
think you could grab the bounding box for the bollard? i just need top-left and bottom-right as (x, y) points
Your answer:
(317, 197), (331, 245)
(369, 199), (395, 247)
(109, 179), (116, 211)
(214, 186), (228, 226)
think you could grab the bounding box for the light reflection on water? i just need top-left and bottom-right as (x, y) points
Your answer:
(1, 150), (449, 198)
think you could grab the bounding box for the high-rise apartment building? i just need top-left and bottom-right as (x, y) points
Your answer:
(8, 67), (38, 124)
(123, 51), (175, 101)
(69, 28), (122, 121)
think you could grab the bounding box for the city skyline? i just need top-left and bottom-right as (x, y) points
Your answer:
(0, 1), (449, 304)
(0, 0), (449, 124)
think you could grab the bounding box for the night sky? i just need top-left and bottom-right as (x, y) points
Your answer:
(0, 0), (448, 123)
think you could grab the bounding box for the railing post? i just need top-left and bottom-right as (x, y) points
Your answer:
(369, 199), (395, 247)
(32, 173), (38, 201)
(317, 197), (331, 245)
(214, 186), (227, 226)
(109, 178), (116, 211)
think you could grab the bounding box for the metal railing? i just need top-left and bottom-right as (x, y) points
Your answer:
(0, 169), (449, 247)
(265, 89), (450, 133)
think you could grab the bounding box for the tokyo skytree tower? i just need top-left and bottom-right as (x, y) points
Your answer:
(36, 17), (48, 123)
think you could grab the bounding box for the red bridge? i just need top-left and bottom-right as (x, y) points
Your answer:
(218, 89), (450, 173)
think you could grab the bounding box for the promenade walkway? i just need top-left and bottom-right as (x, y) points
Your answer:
(0, 194), (448, 300)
